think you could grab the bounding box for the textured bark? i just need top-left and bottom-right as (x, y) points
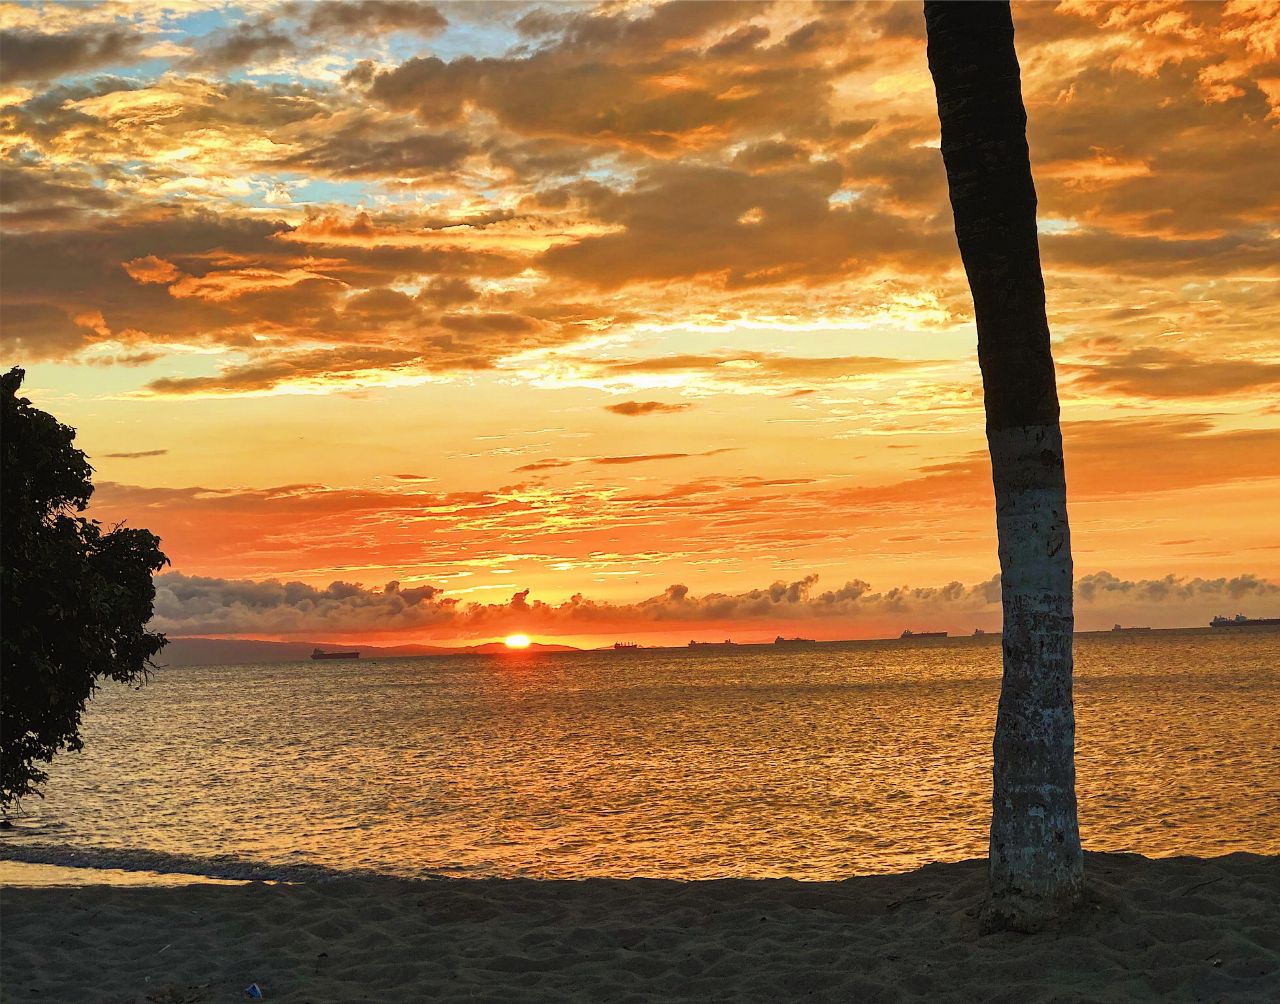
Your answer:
(924, 1), (1083, 930)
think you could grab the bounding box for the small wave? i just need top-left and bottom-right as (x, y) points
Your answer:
(0, 841), (449, 884)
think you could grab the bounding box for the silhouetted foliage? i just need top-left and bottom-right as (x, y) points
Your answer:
(1, 367), (168, 808)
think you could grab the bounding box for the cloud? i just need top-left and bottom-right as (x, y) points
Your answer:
(276, 127), (472, 181)
(3, 1), (1275, 415)
(515, 448), (734, 472)
(153, 574), (451, 637)
(141, 346), (440, 397)
(1065, 346), (1280, 398)
(0, 29), (142, 84)
(83, 405), (1280, 590)
(593, 453), (697, 466)
(298, 1), (448, 38)
(102, 449), (168, 459)
(181, 23), (296, 72)
(539, 161), (947, 290)
(604, 400), (693, 416)
(150, 569), (1280, 639)
(513, 459), (575, 472)
(358, 0), (831, 154)
(1075, 570), (1280, 605)
(893, 417), (1280, 503)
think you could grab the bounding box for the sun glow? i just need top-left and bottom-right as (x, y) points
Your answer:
(504, 634), (531, 649)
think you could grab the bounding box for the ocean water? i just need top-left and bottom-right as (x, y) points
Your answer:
(2, 631), (1277, 882)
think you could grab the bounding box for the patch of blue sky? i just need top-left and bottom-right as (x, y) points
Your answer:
(581, 160), (636, 188)
(288, 178), (381, 208)
(163, 6), (239, 38)
(411, 8), (538, 62)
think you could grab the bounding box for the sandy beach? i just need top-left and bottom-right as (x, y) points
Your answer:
(2, 851), (1276, 1002)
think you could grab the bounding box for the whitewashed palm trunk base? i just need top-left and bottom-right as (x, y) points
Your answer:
(986, 423), (1084, 931)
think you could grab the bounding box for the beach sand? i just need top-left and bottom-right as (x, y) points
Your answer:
(2, 852), (1277, 1002)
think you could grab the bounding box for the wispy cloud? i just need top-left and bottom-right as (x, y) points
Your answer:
(102, 449), (168, 459)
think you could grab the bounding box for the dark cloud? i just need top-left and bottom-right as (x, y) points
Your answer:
(143, 346), (451, 397)
(604, 400), (693, 416)
(182, 23), (296, 71)
(593, 453), (695, 466)
(540, 161), (945, 289)
(0, 29), (141, 84)
(102, 449), (168, 459)
(0, 161), (120, 218)
(514, 459), (575, 472)
(276, 128), (472, 180)
(360, 1), (851, 153)
(440, 312), (539, 334)
(1042, 227), (1280, 280)
(299, 1), (448, 37)
(418, 277), (480, 308)
(1066, 347), (1280, 399)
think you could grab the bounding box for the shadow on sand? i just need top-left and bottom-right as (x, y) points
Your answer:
(2, 851), (1277, 1001)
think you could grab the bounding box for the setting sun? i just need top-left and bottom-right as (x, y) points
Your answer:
(504, 634), (531, 650)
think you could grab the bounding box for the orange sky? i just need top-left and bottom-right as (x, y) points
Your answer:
(3, 0), (1278, 645)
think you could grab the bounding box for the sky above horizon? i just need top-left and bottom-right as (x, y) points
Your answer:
(4, 0), (1279, 645)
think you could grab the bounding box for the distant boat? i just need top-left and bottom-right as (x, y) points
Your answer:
(973, 628), (985, 636)
(613, 642), (639, 650)
(311, 648), (359, 660)
(1111, 624), (1152, 633)
(689, 639), (735, 647)
(900, 630), (947, 639)
(774, 636), (818, 647)
(1210, 614), (1280, 629)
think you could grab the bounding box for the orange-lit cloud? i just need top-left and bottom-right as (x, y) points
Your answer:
(3, 0), (1277, 639)
(605, 400), (693, 416)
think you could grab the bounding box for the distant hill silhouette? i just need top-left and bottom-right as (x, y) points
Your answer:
(159, 637), (580, 667)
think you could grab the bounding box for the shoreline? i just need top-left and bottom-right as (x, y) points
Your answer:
(4, 852), (1277, 1002)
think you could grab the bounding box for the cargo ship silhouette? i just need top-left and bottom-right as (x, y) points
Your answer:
(1210, 614), (1280, 629)
(311, 648), (360, 660)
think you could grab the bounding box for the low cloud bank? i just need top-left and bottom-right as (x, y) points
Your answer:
(151, 570), (1279, 639)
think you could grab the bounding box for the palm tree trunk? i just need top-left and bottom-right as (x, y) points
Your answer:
(924, 1), (1084, 930)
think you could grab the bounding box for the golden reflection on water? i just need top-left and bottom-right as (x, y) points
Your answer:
(7, 631), (1278, 880)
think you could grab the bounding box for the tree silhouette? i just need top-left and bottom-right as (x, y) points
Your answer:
(1, 367), (168, 809)
(924, 3), (1084, 929)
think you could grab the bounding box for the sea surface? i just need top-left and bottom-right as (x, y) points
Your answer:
(2, 630), (1277, 882)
